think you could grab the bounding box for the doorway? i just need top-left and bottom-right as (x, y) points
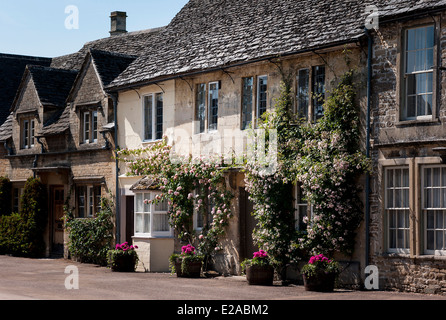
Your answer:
(50, 186), (65, 255)
(239, 188), (257, 260)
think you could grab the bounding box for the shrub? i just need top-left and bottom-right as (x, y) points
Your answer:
(65, 197), (114, 266)
(0, 177), (12, 216)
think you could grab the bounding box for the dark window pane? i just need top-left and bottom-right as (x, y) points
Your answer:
(297, 69), (309, 119)
(242, 77), (253, 130)
(156, 93), (163, 140)
(144, 95), (153, 140)
(257, 76), (268, 119)
(196, 84), (206, 133)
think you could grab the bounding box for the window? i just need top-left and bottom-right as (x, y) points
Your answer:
(403, 25), (434, 120)
(208, 82), (219, 131)
(12, 187), (22, 213)
(134, 192), (171, 237)
(21, 118), (35, 149)
(77, 185), (101, 218)
(294, 184), (310, 231)
(241, 77), (254, 130)
(297, 69), (310, 120)
(422, 166), (446, 254)
(193, 191), (214, 231)
(196, 84), (206, 133)
(257, 75), (268, 121)
(143, 93), (163, 141)
(385, 167), (410, 253)
(82, 110), (98, 143)
(312, 65), (325, 122)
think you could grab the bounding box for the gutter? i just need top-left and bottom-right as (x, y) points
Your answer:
(364, 27), (373, 269)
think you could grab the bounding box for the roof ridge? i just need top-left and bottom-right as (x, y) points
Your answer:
(27, 64), (78, 74)
(88, 48), (138, 59)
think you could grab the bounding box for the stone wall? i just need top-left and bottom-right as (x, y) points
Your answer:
(368, 13), (446, 295)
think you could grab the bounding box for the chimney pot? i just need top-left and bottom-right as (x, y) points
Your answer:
(110, 11), (127, 36)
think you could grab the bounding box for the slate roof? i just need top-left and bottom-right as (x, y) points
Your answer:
(50, 27), (164, 71)
(0, 54), (51, 125)
(25, 65), (78, 108)
(37, 105), (71, 137)
(107, 0), (446, 90)
(90, 49), (137, 87)
(130, 176), (160, 191)
(0, 113), (13, 141)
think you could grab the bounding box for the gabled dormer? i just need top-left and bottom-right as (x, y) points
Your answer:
(66, 48), (136, 148)
(9, 65), (77, 154)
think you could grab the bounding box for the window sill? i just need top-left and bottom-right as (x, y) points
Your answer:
(396, 117), (439, 127)
(381, 252), (446, 261)
(132, 235), (174, 240)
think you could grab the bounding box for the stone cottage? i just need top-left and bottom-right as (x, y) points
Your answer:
(0, 13), (162, 256)
(366, 1), (446, 294)
(0, 0), (445, 294)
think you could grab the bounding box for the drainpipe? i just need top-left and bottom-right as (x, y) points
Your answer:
(364, 27), (373, 268)
(111, 93), (120, 244)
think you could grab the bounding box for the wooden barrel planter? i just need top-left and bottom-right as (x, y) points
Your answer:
(111, 255), (137, 272)
(246, 265), (274, 286)
(175, 260), (203, 278)
(302, 272), (336, 292)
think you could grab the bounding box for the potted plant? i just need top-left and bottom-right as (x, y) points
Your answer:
(241, 250), (274, 286)
(169, 244), (204, 278)
(107, 242), (139, 272)
(301, 253), (340, 292)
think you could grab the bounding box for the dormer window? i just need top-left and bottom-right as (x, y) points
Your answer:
(21, 118), (35, 149)
(81, 110), (98, 144)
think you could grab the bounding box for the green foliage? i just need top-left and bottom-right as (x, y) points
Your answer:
(117, 139), (234, 268)
(0, 177), (48, 257)
(301, 254), (340, 278)
(169, 244), (204, 275)
(107, 242), (139, 271)
(244, 70), (370, 275)
(240, 250), (272, 274)
(0, 177), (12, 216)
(65, 197), (114, 266)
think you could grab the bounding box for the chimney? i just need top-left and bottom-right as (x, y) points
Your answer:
(110, 11), (127, 36)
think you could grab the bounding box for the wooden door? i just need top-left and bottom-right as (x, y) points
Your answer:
(51, 186), (65, 254)
(125, 195), (134, 243)
(239, 188), (258, 260)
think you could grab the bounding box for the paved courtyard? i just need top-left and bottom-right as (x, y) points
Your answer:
(1, 255), (444, 302)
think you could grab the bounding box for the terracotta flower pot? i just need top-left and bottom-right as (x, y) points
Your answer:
(175, 260), (203, 278)
(302, 272), (336, 292)
(246, 265), (274, 286)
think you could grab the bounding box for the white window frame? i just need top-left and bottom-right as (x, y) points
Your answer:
(193, 190), (214, 231)
(294, 184), (313, 231)
(134, 192), (172, 238)
(421, 165), (446, 255)
(143, 93), (163, 142)
(22, 118), (35, 149)
(82, 110), (98, 144)
(77, 185), (101, 218)
(402, 24), (435, 121)
(385, 166), (410, 254)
